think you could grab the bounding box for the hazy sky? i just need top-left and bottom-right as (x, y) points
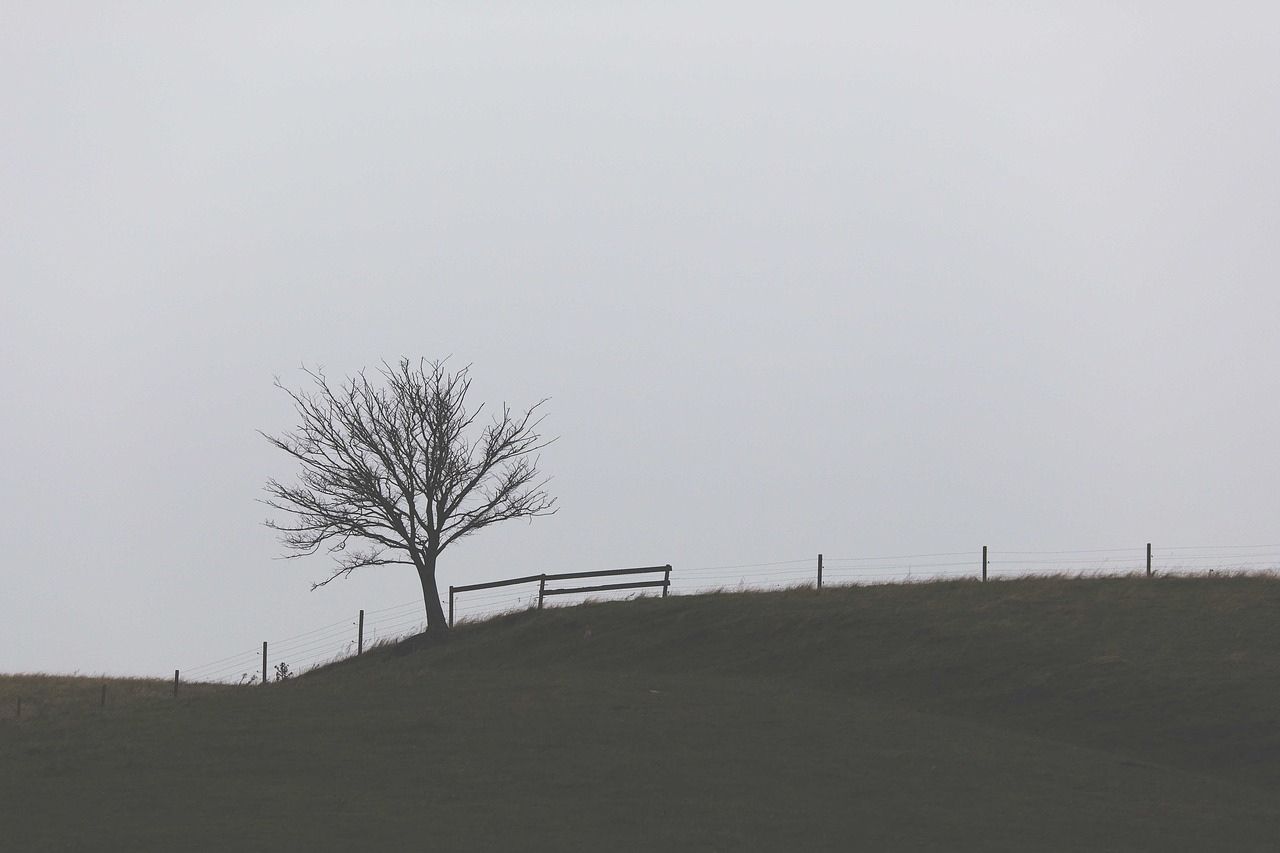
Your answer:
(4, 3), (1279, 677)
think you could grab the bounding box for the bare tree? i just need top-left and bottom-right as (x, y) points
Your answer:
(261, 358), (556, 637)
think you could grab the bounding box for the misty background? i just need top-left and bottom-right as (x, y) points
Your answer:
(3, 3), (1278, 677)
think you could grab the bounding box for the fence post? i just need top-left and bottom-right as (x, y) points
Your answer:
(358, 610), (365, 655)
(538, 575), (546, 610)
(262, 642), (267, 686)
(1146, 543), (1152, 577)
(449, 587), (455, 627)
(663, 565), (671, 598)
(982, 546), (988, 582)
(817, 554), (824, 592)
(174, 670), (179, 699)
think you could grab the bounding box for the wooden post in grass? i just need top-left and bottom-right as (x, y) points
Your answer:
(817, 554), (824, 592)
(174, 670), (179, 698)
(1147, 543), (1152, 577)
(538, 574), (547, 610)
(449, 587), (455, 628)
(663, 565), (671, 598)
(982, 546), (988, 582)
(262, 642), (267, 686)
(358, 610), (365, 655)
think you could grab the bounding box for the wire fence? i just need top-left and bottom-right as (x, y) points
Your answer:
(178, 542), (1280, 684)
(179, 600), (428, 685)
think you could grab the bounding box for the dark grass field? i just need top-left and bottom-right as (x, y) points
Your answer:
(4, 574), (1280, 850)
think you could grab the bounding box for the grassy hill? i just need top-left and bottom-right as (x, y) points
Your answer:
(4, 574), (1280, 851)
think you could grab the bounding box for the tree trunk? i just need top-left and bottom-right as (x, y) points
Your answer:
(417, 552), (450, 637)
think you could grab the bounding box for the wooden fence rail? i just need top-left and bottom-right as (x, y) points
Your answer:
(450, 564), (672, 627)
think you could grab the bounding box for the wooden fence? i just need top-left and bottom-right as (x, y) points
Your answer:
(449, 564), (673, 627)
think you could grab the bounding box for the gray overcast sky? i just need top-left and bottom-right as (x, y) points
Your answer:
(3, 3), (1278, 677)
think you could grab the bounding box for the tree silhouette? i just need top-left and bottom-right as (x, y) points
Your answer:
(262, 359), (556, 637)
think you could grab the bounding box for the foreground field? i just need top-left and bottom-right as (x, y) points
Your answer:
(3, 575), (1280, 850)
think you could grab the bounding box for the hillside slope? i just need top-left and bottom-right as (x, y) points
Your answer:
(3, 575), (1279, 851)
(436, 574), (1280, 788)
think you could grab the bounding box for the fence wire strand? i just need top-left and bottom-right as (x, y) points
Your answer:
(179, 543), (1280, 681)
